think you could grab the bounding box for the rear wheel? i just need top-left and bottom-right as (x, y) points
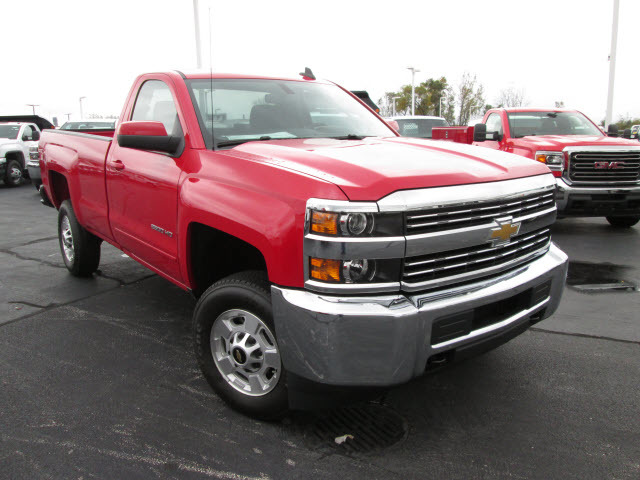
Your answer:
(606, 216), (640, 228)
(4, 159), (23, 187)
(58, 200), (101, 276)
(192, 271), (288, 419)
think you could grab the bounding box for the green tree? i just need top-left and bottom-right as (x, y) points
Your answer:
(456, 72), (485, 126)
(381, 77), (455, 118)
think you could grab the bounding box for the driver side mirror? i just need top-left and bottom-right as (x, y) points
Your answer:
(22, 134), (31, 141)
(622, 128), (632, 139)
(473, 123), (487, 142)
(117, 121), (181, 155)
(607, 124), (619, 137)
(32, 131), (40, 141)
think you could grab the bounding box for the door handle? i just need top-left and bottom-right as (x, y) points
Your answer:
(111, 159), (125, 171)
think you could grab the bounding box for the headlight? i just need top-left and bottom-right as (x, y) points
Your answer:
(535, 151), (564, 169)
(305, 199), (404, 292)
(308, 204), (402, 238)
(29, 146), (39, 160)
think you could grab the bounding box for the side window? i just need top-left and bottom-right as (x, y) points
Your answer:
(22, 125), (33, 140)
(131, 80), (182, 136)
(485, 113), (503, 136)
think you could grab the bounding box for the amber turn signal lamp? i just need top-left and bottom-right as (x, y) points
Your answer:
(311, 211), (339, 235)
(535, 153), (547, 163)
(310, 258), (341, 282)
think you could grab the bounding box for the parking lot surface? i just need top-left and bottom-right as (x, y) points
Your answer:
(1, 183), (639, 479)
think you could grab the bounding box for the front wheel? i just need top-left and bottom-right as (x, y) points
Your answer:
(4, 159), (23, 187)
(58, 200), (101, 276)
(606, 216), (640, 228)
(192, 271), (288, 419)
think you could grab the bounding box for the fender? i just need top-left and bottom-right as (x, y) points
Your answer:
(178, 168), (346, 289)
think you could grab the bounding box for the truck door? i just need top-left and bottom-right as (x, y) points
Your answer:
(480, 113), (506, 151)
(106, 78), (184, 281)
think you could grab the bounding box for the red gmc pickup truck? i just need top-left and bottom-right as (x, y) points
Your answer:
(433, 108), (640, 228)
(39, 71), (568, 418)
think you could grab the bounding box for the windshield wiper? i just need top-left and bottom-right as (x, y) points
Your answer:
(329, 134), (371, 140)
(216, 136), (274, 148)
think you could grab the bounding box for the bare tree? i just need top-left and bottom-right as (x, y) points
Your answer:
(456, 73), (485, 126)
(496, 87), (528, 108)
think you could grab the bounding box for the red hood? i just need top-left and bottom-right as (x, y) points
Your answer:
(227, 137), (550, 201)
(511, 135), (640, 151)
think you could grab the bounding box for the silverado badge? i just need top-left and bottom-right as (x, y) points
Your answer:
(488, 217), (521, 246)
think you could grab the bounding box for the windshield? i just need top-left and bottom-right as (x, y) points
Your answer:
(186, 79), (395, 148)
(507, 111), (602, 138)
(0, 125), (20, 139)
(395, 118), (449, 138)
(60, 121), (116, 130)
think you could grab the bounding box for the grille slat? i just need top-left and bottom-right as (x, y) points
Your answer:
(569, 151), (640, 184)
(402, 228), (551, 288)
(405, 191), (555, 235)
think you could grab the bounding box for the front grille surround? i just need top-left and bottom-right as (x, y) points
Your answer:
(568, 150), (640, 184)
(405, 190), (555, 235)
(402, 228), (551, 292)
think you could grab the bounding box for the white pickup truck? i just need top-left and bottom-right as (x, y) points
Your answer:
(0, 116), (54, 188)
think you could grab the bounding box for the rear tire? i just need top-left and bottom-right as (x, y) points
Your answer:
(192, 271), (288, 420)
(606, 216), (640, 228)
(4, 159), (23, 187)
(58, 200), (101, 276)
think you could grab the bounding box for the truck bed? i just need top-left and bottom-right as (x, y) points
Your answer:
(40, 129), (113, 237)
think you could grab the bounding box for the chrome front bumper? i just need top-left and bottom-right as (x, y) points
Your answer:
(272, 243), (568, 387)
(27, 160), (41, 182)
(555, 178), (640, 216)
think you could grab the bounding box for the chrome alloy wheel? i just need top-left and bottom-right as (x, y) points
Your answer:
(9, 166), (22, 183)
(210, 309), (281, 396)
(60, 215), (75, 263)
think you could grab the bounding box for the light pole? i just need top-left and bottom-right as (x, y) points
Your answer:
(79, 96), (86, 119)
(65, 113), (72, 121)
(26, 104), (39, 115)
(605, 0), (619, 129)
(193, 0), (202, 69)
(407, 67), (420, 116)
(391, 96), (400, 116)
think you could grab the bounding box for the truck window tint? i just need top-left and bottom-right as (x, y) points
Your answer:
(186, 79), (394, 148)
(395, 118), (448, 138)
(485, 113), (503, 136)
(0, 125), (21, 139)
(507, 112), (602, 137)
(22, 125), (34, 140)
(131, 80), (181, 135)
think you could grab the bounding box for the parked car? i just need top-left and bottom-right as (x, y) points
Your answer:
(630, 125), (640, 139)
(39, 71), (567, 418)
(433, 108), (640, 228)
(387, 115), (449, 139)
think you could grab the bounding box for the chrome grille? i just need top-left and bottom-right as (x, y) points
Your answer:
(402, 228), (551, 290)
(405, 190), (555, 235)
(568, 151), (640, 184)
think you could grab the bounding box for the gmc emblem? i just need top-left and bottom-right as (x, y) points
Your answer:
(594, 161), (623, 169)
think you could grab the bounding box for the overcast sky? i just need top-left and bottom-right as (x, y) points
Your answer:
(2, 0), (638, 125)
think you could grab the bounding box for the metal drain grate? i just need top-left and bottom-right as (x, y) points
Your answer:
(308, 403), (408, 455)
(567, 261), (638, 292)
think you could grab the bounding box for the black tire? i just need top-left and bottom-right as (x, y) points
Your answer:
(4, 159), (23, 187)
(58, 200), (101, 276)
(193, 271), (288, 420)
(606, 216), (640, 228)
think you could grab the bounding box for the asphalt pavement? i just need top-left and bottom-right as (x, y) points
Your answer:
(1, 182), (638, 479)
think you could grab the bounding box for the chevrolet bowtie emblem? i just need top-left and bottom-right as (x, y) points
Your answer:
(488, 218), (521, 245)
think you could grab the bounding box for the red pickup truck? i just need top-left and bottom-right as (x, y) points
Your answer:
(432, 108), (640, 228)
(39, 71), (568, 418)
